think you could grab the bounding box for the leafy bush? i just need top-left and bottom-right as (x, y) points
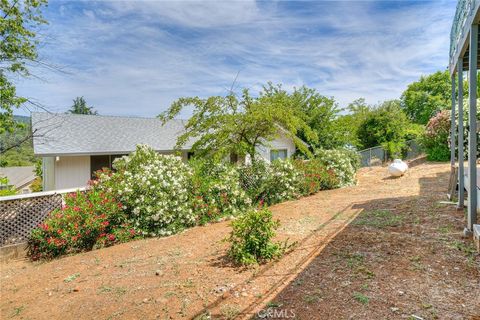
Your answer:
(28, 189), (134, 260)
(337, 147), (361, 171)
(30, 177), (42, 192)
(95, 145), (195, 237)
(227, 208), (284, 265)
(315, 149), (359, 187)
(357, 100), (415, 158)
(293, 159), (338, 195)
(190, 159), (251, 224)
(263, 160), (302, 205)
(238, 160), (270, 203)
(239, 159), (301, 205)
(420, 110), (450, 161)
(0, 177), (16, 197)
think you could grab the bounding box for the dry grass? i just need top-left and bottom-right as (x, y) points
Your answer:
(1, 162), (479, 319)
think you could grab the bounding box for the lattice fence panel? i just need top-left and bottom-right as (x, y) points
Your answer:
(0, 194), (63, 246)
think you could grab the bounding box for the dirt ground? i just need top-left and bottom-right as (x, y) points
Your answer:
(1, 161), (479, 320)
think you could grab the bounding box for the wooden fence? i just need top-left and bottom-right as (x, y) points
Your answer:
(0, 187), (86, 247)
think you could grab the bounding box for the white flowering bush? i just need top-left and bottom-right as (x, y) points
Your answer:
(264, 159), (302, 204)
(96, 145), (195, 236)
(89, 144), (359, 244)
(190, 160), (251, 224)
(315, 148), (360, 187)
(239, 159), (302, 205)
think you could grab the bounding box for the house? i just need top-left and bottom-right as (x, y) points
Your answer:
(31, 112), (298, 191)
(0, 166), (36, 194)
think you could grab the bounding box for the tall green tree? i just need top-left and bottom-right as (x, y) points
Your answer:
(358, 100), (419, 158)
(334, 98), (372, 148)
(159, 85), (316, 162)
(401, 70), (480, 125)
(288, 86), (343, 150)
(401, 71), (451, 125)
(0, 0), (48, 134)
(261, 83), (353, 151)
(68, 97), (98, 115)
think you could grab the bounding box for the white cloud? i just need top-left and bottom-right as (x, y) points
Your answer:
(15, 0), (455, 117)
(107, 0), (261, 28)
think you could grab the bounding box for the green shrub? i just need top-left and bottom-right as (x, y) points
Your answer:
(340, 148), (362, 171)
(30, 177), (42, 192)
(425, 144), (450, 161)
(190, 159), (251, 224)
(263, 159), (302, 205)
(238, 159), (302, 205)
(28, 189), (134, 260)
(293, 159), (338, 195)
(0, 177), (16, 197)
(238, 160), (270, 203)
(420, 110), (450, 161)
(315, 148), (359, 187)
(95, 145), (195, 237)
(227, 208), (284, 265)
(357, 100), (413, 158)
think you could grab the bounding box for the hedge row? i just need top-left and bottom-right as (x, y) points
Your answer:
(28, 145), (359, 260)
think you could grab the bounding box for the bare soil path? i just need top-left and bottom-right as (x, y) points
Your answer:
(1, 162), (479, 320)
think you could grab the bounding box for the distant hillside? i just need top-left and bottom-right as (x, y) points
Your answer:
(13, 115), (30, 124)
(0, 115), (36, 167)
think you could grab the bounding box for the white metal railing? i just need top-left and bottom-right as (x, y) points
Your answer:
(0, 187), (86, 202)
(0, 187), (87, 247)
(450, 0), (477, 61)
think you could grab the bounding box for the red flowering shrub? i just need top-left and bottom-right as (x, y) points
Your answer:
(28, 189), (135, 260)
(421, 110), (450, 161)
(293, 159), (338, 195)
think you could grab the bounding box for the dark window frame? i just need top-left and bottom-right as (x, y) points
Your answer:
(90, 154), (127, 178)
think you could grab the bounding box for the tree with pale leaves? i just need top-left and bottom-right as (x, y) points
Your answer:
(159, 84), (316, 162)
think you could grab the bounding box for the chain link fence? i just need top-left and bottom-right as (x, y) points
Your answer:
(358, 140), (422, 168)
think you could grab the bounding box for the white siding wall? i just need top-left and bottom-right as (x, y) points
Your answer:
(43, 152), (189, 191)
(54, 156), (91, 190)
(42, 157), (55, 191)
(250, 133), (296, 164)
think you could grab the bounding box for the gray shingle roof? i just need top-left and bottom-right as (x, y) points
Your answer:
(0, 166), (35, 189)
(31, 112), (193, 156)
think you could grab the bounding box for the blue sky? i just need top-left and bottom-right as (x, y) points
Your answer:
(15, 0), (456, 117)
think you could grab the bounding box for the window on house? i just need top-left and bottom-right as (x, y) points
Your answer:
(270, 149), (288, 162)
(90, 154), (127, 178)
(90, 155), (110, 178)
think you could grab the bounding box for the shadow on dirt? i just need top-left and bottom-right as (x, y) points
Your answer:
(195, 168), (480, 319)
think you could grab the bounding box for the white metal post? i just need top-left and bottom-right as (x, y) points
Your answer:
(451, 73), (456, 168)
(468, 23), (478, 232)
(458, 61), (465, 209)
